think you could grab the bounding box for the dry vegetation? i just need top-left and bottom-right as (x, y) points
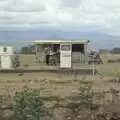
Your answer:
(0, 53), (120, 120)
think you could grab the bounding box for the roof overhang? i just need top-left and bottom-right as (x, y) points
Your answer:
(32, 39), (90, 45)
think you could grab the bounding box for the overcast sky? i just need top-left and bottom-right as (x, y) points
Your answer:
(0, 0), (120, 37)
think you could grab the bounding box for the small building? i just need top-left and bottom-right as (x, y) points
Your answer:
(0, 46), (14, 69)
(32, 39), (90, 68)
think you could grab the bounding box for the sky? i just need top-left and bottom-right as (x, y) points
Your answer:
(0, 0), (120, 50)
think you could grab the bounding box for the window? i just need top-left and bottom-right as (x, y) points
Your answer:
(61, 45), (71, 51)
(72, 44), (84, 53)
(3, 47), (7, 52)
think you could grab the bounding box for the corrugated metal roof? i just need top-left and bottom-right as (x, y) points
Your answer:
(32, 39), (90, 45)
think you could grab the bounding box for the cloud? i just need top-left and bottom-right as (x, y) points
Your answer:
(0, 0), (120, 34)
(60, 0), (83, 8)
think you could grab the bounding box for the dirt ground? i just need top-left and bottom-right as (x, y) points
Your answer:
(0, 53), (120, 120)
(0, 53), (120, 98)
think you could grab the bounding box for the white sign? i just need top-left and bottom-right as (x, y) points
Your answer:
(60, 43), (72, 68)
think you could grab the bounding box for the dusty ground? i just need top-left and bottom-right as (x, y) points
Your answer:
(17, 54), (120, 75)
(0, 53), (120, 120)
(0, 53), (120, 99)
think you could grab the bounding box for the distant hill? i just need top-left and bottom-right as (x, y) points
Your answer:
(0, 28), (120, 51)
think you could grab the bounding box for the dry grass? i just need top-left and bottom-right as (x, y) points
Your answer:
(0, 53), (120, 120)
(16, 54), (120, 76)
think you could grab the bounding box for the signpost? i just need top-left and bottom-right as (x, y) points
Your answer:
(60, 43), (72, 68)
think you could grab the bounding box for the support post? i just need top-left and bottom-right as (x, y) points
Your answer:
(84, 43), (88, 64)
(35, 45), (38, 63)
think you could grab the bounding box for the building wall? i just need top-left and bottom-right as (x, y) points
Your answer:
(35, 45), (46, 64)
(72, 52), (85, 63)
(35, 43), (88, 64)
(36, 51), (86, 64)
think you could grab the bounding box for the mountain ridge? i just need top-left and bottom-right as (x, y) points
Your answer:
(0, 29), (120, 51)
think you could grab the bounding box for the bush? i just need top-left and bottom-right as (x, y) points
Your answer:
(79, 79), (93, 108)
(116, 58), (120, 62)
(13, 89), (48, 120)
(108, 60), (115, 63)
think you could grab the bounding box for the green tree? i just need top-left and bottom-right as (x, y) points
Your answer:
(20, 45), (35, 54)
(111, 48), (120, 54)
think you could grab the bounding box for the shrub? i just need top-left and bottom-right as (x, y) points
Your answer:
(13, 89), (48, 120)
(108, 60), (115, 63)
(79, 79), (93, 108)
(116, 58), (120, 62)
